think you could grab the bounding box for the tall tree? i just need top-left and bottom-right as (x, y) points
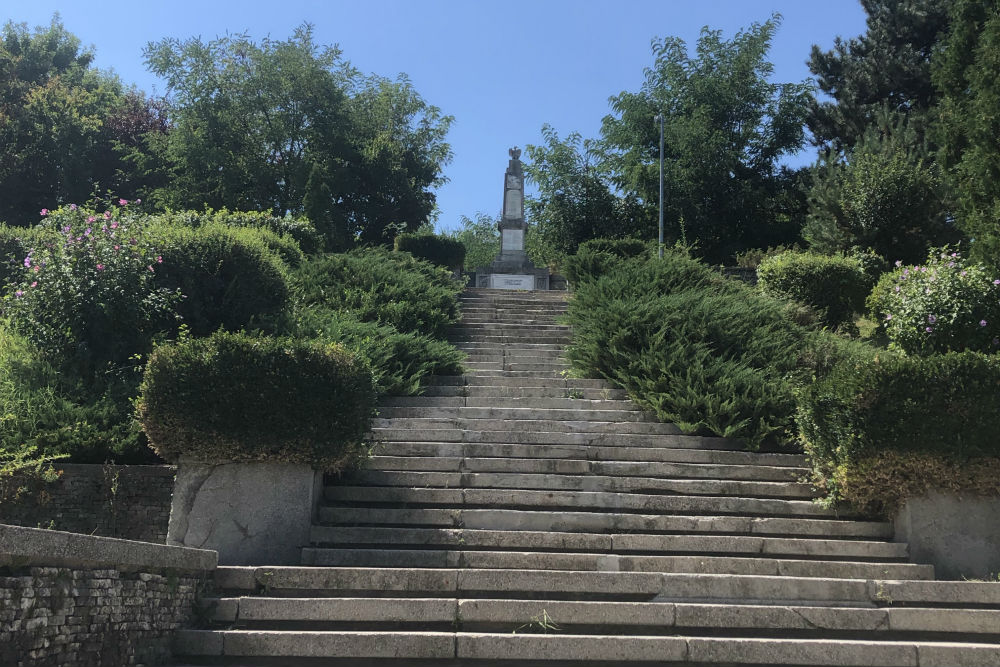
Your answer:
(0, 16), (133, 224)
(808, 0), (953, 151)
(933, 0), (1000, 267)
(598, 16), (812, 262)
(144, 25), (453, 245)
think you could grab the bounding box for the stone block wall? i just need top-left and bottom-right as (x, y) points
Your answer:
(0, 464), (175, 544)
(0, 566), (201, 666)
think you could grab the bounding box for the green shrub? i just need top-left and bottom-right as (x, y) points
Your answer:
(566, 251), (816, 448)
(797, 349), (1000, 511)
(4, 205), (181, 373)
(137, 331), (376, 469)
(293, 248), (462, 338)
(867, 247), (1000, 355)
(149, 224), (290, 336)
(562, 238), (652, 287)
(296, 306), (464, 396)
(159, 209), (323, 255)
(394, 233), (466, 270)
(757, 251), (871, 329)
(0, 225), (53, 289)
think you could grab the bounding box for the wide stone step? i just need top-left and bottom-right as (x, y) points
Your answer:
(460, 316), (564, 325)
(210, 568), (991, 605)
(419, 385), (628, 400)
(448, 334), (572, 344)
(453, 342), (567, 352)
(373, 417), (683, 435)
(321, 486), (840, 518)
(173, 628), (1000, 664)
(455, 322), (570, 331)
(307, 527), (906, 560)
(463, 361), (572, 372)
(376, 407), (651, 423)
(362, 455), (807, 482)
(370, 427), (739, 449)
(338, 470), (815, 499)
(316, 507), (893, 540)
(299, 548), (927, 579)
(426, 375), (613, 389)
(463, 349), (568, 360)
(379, 396), (637, 410)
(201, 596), (1000, 639)
(370, 441), (807, 468)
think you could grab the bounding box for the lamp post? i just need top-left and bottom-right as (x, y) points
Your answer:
(654, 113), (664, 258)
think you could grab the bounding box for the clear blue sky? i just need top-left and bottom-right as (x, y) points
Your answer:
(5, 0), (867, 232)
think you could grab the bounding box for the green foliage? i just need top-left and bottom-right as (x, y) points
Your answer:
(733, 245), (797, 269)
(757, 252), (871, 329)
(448, 213), (500, 271)
(138, 331), (376, 468)
(0, 225), (51, 288)
(394, 232), (466, 270)
(598, 16), (813, 263)
(797, 350), (1000, 492)
(933, 0), (1000, 269)
(148, 222), (290, 337)
(803, 120), (954, 263)
(3, 204), (180, 374)
(524, 126), (643, 255)
(292, 248), (462, 338)
(562, 238), (652, 286)
(0, 444), (65, 506)
(295, 306), (464, 396)
(807, 0), (952, 150)
(867, 247), (1000, 355)
(144, 25), (452, 242)
(566, 252), (815, 448)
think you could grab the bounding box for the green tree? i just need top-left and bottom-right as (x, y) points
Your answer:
(524, 125), (643, 255)
(933, 0), (1000, 268)
(144, 25), (452, 245)
(448, 213), (499, 271)
(0, 16), (134, 224)
(808, 0), (952, 151)
(598, 16), (813, 263)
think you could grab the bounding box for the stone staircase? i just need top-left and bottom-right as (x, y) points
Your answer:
(175, 287), (1000, 665)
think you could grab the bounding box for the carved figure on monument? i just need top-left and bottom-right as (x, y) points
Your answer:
(509, 147), (521, 160)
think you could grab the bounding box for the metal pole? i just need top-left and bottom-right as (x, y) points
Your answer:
(655, 114), (664, 258)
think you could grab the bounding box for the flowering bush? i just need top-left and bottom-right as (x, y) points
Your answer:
(2, 202), (180, 373)
(867, 247), (1000, 355)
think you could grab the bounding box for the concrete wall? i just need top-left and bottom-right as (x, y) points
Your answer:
(0, 524), (216, 666)
(0, 464), (175, 544)
(895, 491), (1000, 580)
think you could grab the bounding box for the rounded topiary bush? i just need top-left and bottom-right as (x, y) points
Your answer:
(394, 233), (466, 270)
(757, 251), (870, 329)
(150, 224), (290, 336)
(137, 331), (376, 469)
(867, 247), (1000, 355)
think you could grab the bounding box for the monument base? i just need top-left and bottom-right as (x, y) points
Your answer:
(476, 269), (550, 291)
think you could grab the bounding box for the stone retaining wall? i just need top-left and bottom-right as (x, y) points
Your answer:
(0, 524), (217, 666)
(0, 464), (175, 544)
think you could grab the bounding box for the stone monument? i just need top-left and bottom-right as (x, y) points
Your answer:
(475, 147), (550, 290)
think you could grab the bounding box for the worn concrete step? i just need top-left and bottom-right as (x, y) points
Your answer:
(376, 407), (650, 423)
(340, 470), (816, 500)
(453, 342), (567, 352)
(462, 363), (573, 374)
(316, 507), (894, 540)
(419, 385), (628, 400)
(211, 568), (991, 605)
(373, 417), (678, 434)
(321, 486), (841, 518)
(463, 350), (568, 360)
(459, 317), (564, 325)
(448, 335), (572, 345)
(425, 375), (612, 389)
(202, 597), (1000, 638)
(370, 441), (807, 468)
(379, 396), (637, 410)
(361, 456), (807, 482)
(173, 628), (1000, 664)
(299, 549), (928, 579)
(307, 527), (906, 560)
(370, 427), (739, 449)
(455, 322), (570, 331)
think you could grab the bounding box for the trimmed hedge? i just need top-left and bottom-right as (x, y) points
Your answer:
(293, 248), (462, 339)
(137, 331), (376, 469)
(562, 238), (652, 287)
(567, 251), (818, 448)
(159, 209), (323, 255)
(394, 233), (466, 270)
(757, 251), (871, 329)
(149, 224), (290, 336)
(296, 306), (465, 396)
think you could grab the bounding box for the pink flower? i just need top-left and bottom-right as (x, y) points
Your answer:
(33, 265), (39, 273)
(118, 198), (128, 206)
(147, 265), (154, 272)
(981, 320), (988, 327)
(156, 255), (163, 264)
(96, 264), (104, 271)
(40, 208), (48, 216)
(135, 198), (141, 205)
(30, 281), (37, 288)
(69, 204), (78, 211)
(114, 245), (120, 250)
(994, 280), (1000, 286)
(894, 260), (902, 267)
(104, 211), (112, 220)
(14, 290), (23, 297)
(110, 222), (119, 229)
(885, 314), (892, 321)
(925, 326), (933, 332)
(87, 216), (96, 223)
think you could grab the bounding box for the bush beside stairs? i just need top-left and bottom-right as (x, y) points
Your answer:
(175, 287), (1000, 666)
